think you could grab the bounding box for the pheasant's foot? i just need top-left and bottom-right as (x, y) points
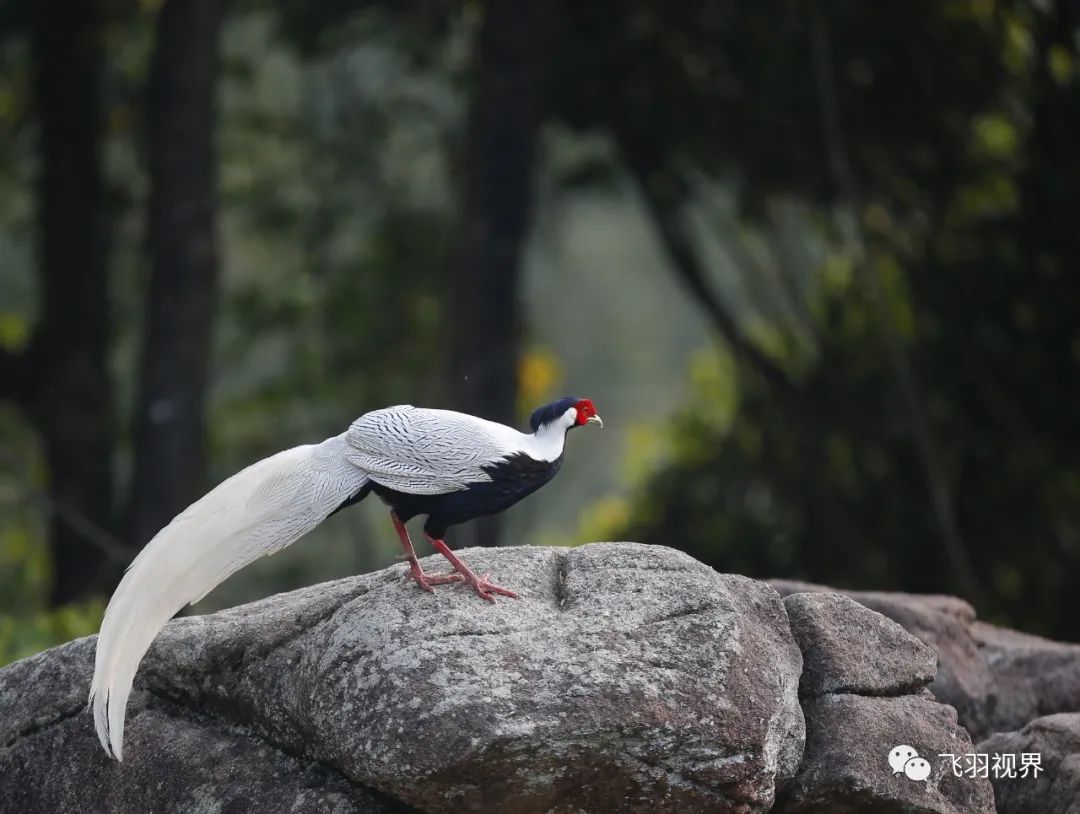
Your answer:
(404, 557), (463, 593)
(425, 535), (520, 602)
(463, 572), (520, 602)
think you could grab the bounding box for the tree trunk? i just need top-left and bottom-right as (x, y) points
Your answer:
(126, 0), (221, 550)
(446, 0), (558, 548)
(30, 0), (115, 605)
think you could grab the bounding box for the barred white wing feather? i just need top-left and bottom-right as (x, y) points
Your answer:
(89, 436), (368, 761)
(344, 405), (527, 495)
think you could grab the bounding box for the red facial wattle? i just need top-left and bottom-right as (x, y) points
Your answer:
(575, 399), (602, 427)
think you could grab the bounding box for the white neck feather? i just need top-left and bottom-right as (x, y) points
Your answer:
(521, 406), (576, 462)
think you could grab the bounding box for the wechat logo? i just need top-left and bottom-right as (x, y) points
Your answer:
(889, 745), (932, 781)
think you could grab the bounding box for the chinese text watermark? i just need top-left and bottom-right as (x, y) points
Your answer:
(938, 752), (1043, 779)
(888, 746), (1044, 782)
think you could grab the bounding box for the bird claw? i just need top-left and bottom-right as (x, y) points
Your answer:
(466, 574), (520, 602)
(421, 536), (521, 602)
(404, 561), (464, 593)
(404, 565), (516, 601)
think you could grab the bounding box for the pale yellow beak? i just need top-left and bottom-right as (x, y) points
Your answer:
(586, 415), (604, 428)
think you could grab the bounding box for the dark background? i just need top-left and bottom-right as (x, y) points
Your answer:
(2, 0), (1079, 662)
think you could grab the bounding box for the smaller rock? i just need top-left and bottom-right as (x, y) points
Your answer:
(783, 592), (937, 700)
(970, 622), (1080, 740)
(777, 694), (995, 814)
(977, 712), (1080, 814)
(771, 579), (1080, 741)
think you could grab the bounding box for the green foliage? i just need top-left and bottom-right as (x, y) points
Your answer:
(4, 0), (1080, 663)
(615, 2), (1080, 639)
(0, 407), (104, 666)
(0, 601), (104, 667)
(552, 0), (1004, 211)
(0, 4), (466, 651)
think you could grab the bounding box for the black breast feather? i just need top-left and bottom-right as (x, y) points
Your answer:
(369, 451), (563, 538)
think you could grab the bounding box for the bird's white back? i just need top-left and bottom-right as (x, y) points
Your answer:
(345, 405), (571, 495)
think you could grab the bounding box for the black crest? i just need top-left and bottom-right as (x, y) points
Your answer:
(529, 397), (579, 432)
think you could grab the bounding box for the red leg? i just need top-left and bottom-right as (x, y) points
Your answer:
(390, 511), (462, 592)
(425, 533), (520, 602)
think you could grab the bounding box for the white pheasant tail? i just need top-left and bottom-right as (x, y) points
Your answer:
(88, 435), (369, 760)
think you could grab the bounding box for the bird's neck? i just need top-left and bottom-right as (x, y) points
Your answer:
(523, 421), (568, 463)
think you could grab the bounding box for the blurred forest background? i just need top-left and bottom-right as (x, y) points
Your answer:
(2, 0), (1079, 664)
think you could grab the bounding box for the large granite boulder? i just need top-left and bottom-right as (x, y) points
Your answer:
(1, 636), (407, 813)
(1, 543), (804, 814)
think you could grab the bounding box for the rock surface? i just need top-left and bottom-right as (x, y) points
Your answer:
(1, 543), (804, 814)
(783, 592), (938, 700)
(771, 580), (1080, 743)
(977, 713), (1080, 814)
(780, 694), (995, 814)
(1, 637), (407, 813)
(776, 592), (994, 814)
(5, 547), (1079, 812)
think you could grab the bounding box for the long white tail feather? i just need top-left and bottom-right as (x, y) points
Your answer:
(89, 435), (368, 760)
